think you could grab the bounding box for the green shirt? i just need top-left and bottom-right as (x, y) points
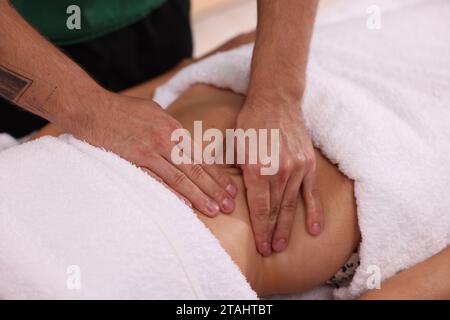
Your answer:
(12, 0), (167, 45)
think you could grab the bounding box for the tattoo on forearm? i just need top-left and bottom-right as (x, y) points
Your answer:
(0, 63), (57, 117)
(0, 64), (33, 102)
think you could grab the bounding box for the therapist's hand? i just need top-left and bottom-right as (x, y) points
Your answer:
(238, 0), (320, 256)
(65, 92), (237, 217)
(237, 95), (324, 256)
(0, 0), (237, 216)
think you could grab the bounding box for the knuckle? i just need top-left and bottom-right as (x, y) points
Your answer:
(189, 165), (205, 180)
(269, 205), (280, 220)
(172, 171), (187, 186)
(252, 207), (269, 222)
(167, 119), (182, 131)
(279, 162), (292, 179)
(278, 166), (288, 177)
(294, 155), (306, 168)
(281, 199), (297, 212)
(287, 158), (295, 170)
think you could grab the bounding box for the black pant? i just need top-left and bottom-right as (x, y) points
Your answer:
(1, 0), (192, 138)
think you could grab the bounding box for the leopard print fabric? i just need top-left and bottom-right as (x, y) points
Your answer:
(326, 246), (360, 288)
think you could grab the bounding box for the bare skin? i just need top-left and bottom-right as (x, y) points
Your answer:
(0, 0), (324, 254)
(35, 74), (359, 297)
(0, 0), (236, 220)
(162, 83), (450, 299)
(241, 0), (324, 256)
(359, 247), (450, 300)
(34, 70), (450, 299)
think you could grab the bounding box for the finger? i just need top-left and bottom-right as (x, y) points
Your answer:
(268, 181), (285, 232)
(272, 173), (302, 252)
(166, 153), (235, 214)
(202, 164), (238, 198)
(148, 156), (221, 217)
(267, 167), (290, 252)
(165, 141), (236, 213)
(243, 166), (272, 256)
(302, 169), (324, 236)
(140, 167), (192, 208)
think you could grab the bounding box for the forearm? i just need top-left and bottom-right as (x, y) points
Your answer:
(0, 0), (107, 131)
(359, 247), (450, 300)
(200, 31), (256, 59)
(247, 0), (318, 107)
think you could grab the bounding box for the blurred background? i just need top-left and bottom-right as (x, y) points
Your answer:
(191, 0), (336, 57)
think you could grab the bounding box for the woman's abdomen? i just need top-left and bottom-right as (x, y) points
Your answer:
(168, 84), (360, 296)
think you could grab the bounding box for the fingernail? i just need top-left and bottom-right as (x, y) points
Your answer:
(273, 239), (287, 252)
(311, 222), (321, 235)
(221, 197), (234, 213)
(226, 184), (237, 197)
(206, 200), (220, 216)
(259, 242), (272, 257)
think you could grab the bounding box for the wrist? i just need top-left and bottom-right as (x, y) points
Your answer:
(244, 79), (305, 112)
(246, 60), (306, 105)
(52, 83), (112, 139)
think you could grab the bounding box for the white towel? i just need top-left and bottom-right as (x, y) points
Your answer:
(0, 133), (19, 152)
(0, 135), (256, 299)
(154, 0), (450, 299)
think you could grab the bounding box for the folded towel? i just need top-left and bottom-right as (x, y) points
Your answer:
(0, 135), (256, 299)
(154, 0), (450, 299)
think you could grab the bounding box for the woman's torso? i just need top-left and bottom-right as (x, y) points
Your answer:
(33, 79), (360, 296)
(167, 84), (360, 296)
